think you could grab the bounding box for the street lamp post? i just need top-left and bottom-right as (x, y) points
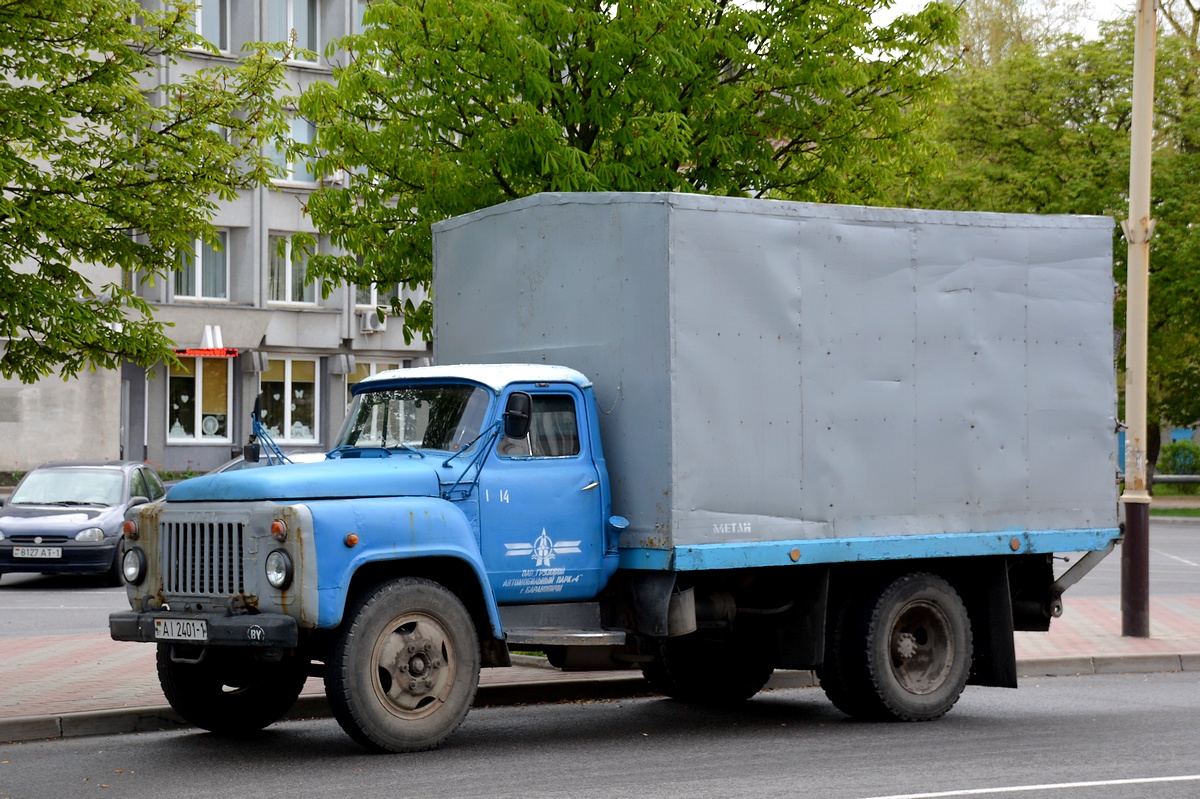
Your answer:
(1120, 0), (1157, 638)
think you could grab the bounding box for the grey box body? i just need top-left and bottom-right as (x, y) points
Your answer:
(432, 193), (1117, 550)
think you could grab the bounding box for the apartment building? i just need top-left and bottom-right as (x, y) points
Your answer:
(0, 0), (427, 474)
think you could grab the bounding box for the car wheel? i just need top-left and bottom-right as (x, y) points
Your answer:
(325, 577), (480, 753)
(104, 538), (124, 587)
(157, 645), (309, 734)
(642, 631), (774, 704)
(833, 572), (973, 721)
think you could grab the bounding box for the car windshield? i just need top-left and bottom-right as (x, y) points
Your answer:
(335, 384), (491, 453)
(10, 469), (125, 506)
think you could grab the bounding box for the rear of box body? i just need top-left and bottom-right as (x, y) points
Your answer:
(432, 192), (1117, 551)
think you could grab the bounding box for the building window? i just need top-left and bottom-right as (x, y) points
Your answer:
(268, 0), (319, 60)
(261, 358), (319, 442)
(355, 282), (400, 310)
(174, 232), (228, 300)
(192, 0), (229, 51)
(271, 116), (318, 183)
(168, 357), (232, 442)
(269, 234), (317, 304)
(353, 0), (372, 34)
(346, 360), (401, 406)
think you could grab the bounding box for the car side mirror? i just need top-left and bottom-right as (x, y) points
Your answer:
(243, 442), (261, 463)
(504, 392), (532, 439)
(129, 495), (150, 508)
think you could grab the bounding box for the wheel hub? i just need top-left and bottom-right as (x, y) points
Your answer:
(373, 614), (456, 718)
(894, 631), (918, 660)
(888, 599), (953, 695)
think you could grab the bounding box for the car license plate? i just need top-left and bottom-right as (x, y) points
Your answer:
(154, 618), (208, 642)
(13, 546), (63, 559)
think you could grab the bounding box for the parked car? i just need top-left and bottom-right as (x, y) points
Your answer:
(204, 450), (328, 475)
(0, 461), (165, 586)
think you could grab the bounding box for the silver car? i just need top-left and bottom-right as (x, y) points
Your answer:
(0, 461), (165, 586)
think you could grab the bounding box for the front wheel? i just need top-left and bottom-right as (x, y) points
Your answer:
(156, 646), (308, 735)
(325, 577), (481, 753)
(103, 538), (124, 587)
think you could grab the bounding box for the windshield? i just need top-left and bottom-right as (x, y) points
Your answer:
(335, 384), (492, 453)
(10, 469), (125, 506)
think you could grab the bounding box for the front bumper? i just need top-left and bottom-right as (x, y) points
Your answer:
(109, 611), (298, 648)
(0, 542), (118, 575)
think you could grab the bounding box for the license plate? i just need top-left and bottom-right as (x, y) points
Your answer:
(13, 546), (63, 559)
(154, 618), (208, 642)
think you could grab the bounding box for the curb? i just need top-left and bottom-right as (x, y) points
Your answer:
(3, 656), (1197, 746)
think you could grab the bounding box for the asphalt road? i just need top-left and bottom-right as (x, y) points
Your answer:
(1, 672), (1198, 799)
(1064, 520), (1200, 598)
(0, 575), (125, 639)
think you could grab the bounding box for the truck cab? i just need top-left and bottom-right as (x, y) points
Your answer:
(111, 363), (622, 753)
(334, 363), (621, 604)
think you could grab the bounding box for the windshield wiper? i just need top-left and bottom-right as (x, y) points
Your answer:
(442, 422), (500, 468)
(328, 443), (423, 459)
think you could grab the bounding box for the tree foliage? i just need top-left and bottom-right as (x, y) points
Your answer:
(907, 2), (1200, 433)
(0, 0), (290, 383)
(955, 0), (1089, 66)
(296, 0), (958, 340)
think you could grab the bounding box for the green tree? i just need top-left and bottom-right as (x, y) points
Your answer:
(295, 0), (958, 340)
(956, 0), (1088, 66)
(0, 0), (291, 383)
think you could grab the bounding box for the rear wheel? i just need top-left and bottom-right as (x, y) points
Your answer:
(817, 594), (876, 718)
(828, 572), (973, 721)
(325, 577), (480, 753)
(157, 645), (308, 734)
(642, 632), (774, 704)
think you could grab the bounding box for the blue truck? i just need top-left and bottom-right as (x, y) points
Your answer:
(110, 193), (1121, 753)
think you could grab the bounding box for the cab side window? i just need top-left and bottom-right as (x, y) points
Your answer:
(498, 394), (580, 458)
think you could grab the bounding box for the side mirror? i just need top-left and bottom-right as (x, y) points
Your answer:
(503, 392), (532, 439)
(129, 496), (150, 508)
(244, 395), (264, 463)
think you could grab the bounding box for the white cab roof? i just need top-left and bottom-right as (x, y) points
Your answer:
(362, 363), (591, 393)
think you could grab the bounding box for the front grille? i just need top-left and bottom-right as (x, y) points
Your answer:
(162, 520), (246, 596)
(8, 535), (70, 544)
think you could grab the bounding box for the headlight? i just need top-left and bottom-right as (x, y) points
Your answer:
(0, 530), (5, 541)
(265, 549), (294, 590)
(122, 548), (146, 585)
(75, 527), (106, 543)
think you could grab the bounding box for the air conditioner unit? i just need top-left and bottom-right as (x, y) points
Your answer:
(322, 168), (348, 187)
(359, 310), (387, 334)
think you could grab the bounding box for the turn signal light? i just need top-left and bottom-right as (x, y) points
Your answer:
(123, 520), (139, 540)
(271, 520), (288, 542)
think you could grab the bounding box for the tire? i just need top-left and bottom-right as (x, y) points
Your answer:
(156, 645), (308, 735)
(816, 594), (877, 719)
(103, 538), (124, 587)
(325, 577), (480, 753)
(642, 632), (774, 705)
(835, 572), (973, 722)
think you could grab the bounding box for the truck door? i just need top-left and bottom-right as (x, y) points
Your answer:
(478, 385), (606, 603)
